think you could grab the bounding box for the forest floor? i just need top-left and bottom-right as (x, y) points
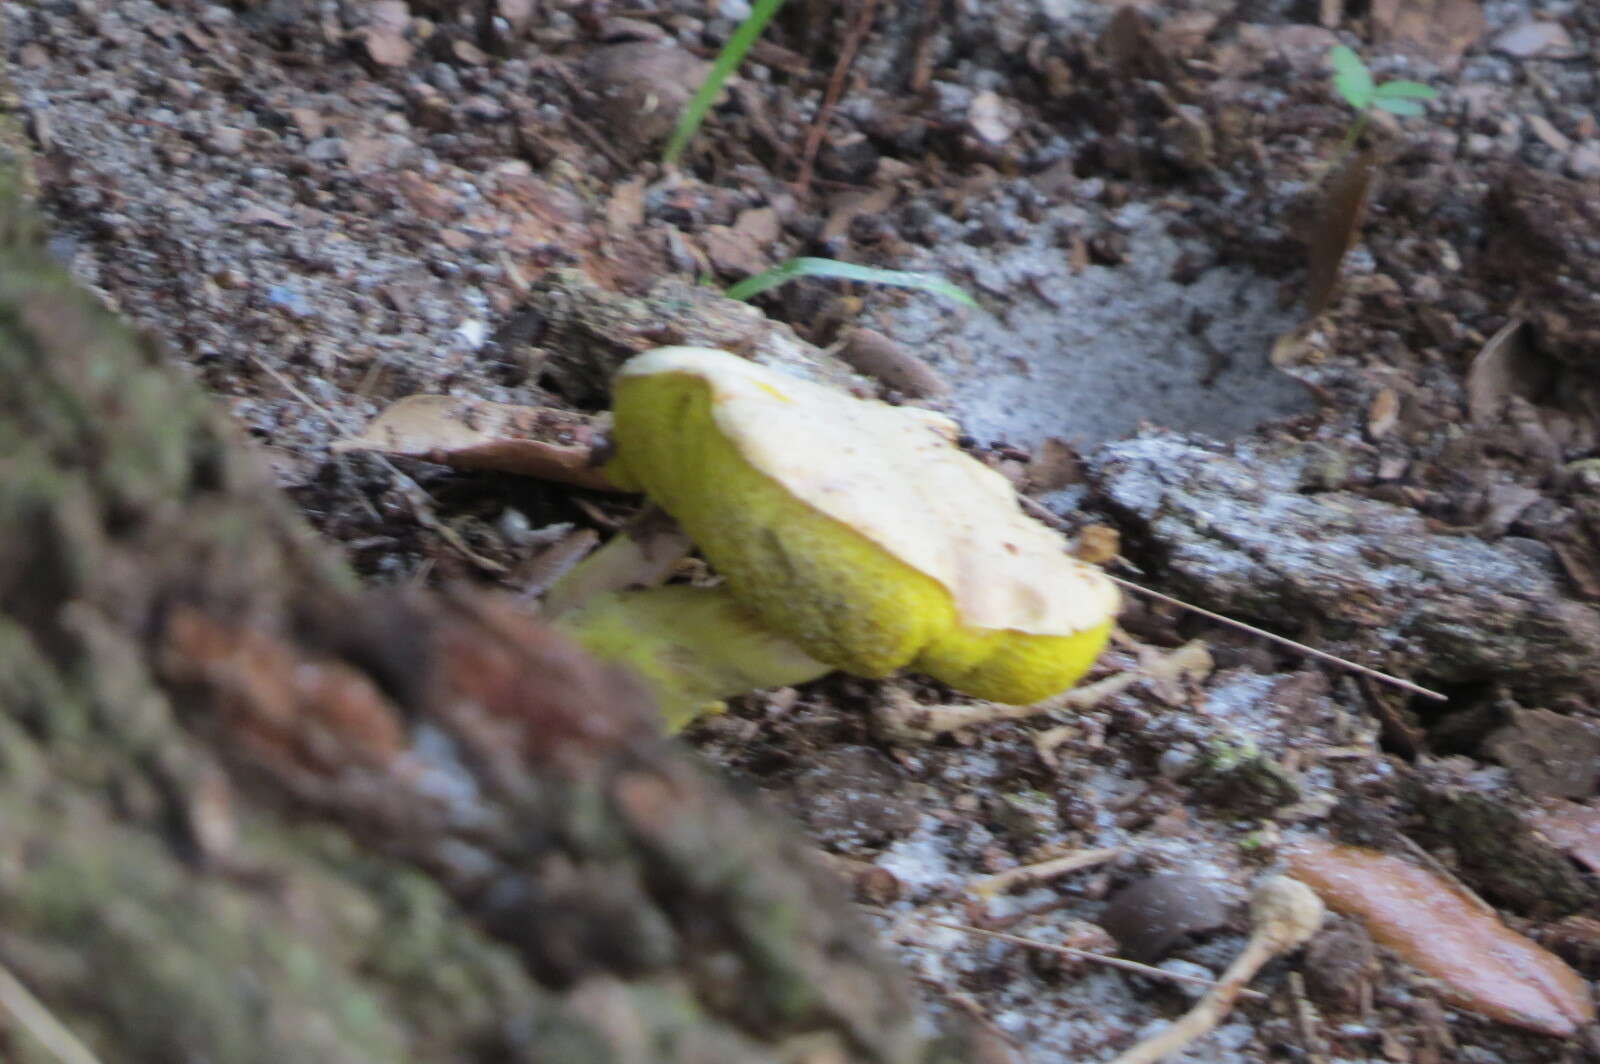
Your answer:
(6, 0), (1600, 1060)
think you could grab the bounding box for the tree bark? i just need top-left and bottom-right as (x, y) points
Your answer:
(0, 161), (957, 1062)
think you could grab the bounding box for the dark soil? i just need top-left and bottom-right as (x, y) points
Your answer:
(6, 0), (1599, 1060)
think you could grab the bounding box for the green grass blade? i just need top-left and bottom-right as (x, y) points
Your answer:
(726, 257), (977, 307)
(1330, 45), (1374, 110)
(1372, 80), (1438, 100)
(662, 0), (788, 167)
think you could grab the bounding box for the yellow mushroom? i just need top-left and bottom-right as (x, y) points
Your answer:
(579, 346), (1117, 719)
(554, 584), (833, 732)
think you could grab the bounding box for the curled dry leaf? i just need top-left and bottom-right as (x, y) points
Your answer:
(1305, 150), (1377, 320)
(837, 327), (950, 398)
(335, 395), (616, 491)
(1283, 835), (1597, 1037)
(1466, 318), (1547, 427)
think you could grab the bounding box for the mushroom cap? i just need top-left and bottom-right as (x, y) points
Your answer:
(608, 347), (1117, 702)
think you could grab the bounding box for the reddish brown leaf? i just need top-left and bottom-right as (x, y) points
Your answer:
(1284, 836), (1596, 1037)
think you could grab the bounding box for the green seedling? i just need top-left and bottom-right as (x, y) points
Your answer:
(1330, 45), (1438, 150)
(663, 0), (787, 166)
(726, 257), (977, 307)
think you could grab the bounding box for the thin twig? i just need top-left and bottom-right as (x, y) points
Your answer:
(0, 962), (104, 1064)
(1107, 576), (1445, 701)
(969, 847), (1121, 898)
(1015, 495), (1442, 701)
(1107, 877), (1323, 1064)
(794, 0), (879, 198)
(865, 909), (1267, 1002)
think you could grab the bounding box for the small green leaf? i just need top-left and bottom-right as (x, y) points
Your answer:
(1374, 97), (1428, 117)
(1372, 79), (1438, 100)
(1330, 45), (1375, 110)
(726, 257), (978, 307)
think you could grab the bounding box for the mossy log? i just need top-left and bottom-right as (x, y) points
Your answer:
(0, 170), (958, 1062)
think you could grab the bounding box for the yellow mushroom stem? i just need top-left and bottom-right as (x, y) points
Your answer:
(553, 584), (832, 732)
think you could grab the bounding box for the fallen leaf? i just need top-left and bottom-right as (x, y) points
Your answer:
(1484, 708), (1600, 799)
(700, 225), (768, 279)
(362, 29), (413, 68)
(968, 90), (1023, 145)
(1025, 437), (1083, 494)
(1550, 538), (1600, 600)
(1526, 114), (1572, 154)
(233, 204), (294, 228)
(1529, 801), (1600, 873)
(1477, 482), (1540, 538)
(837, 327), (949, 398)
(1305, 151), (1377, 319)
(1492, 19), (1579, 59)
(1284, 836), (1596, 1037)
(1466, 319), (1549, 426)
(1073, 524), (1121, 566)
(732, 206), (781, 247)
(1371, 0), (1484, 66)
(821, 185), (897, 244)
(335, 396), (616, 491)
(605, 176), (646, 234)
(1366, 386), (1400, 440)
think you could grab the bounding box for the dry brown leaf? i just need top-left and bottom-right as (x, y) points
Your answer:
(1371, 0), (1484, 66)
(1529, 801), (1600, 873)
(1305, 151), (1377, 319)
(1073, 524), (1121, 566)
(1366, 386), (1400, 440)
(335, 395), (616, 491)
(1484, 709), (1600, 799)
(605, 176), (646, 234)
(700, 225), (768, 279)
(1466, 319), (1547, 427)
(1492, 19), (1579, 59)
(1025, 437), (1083, 494)
(821, 185), (897, 244)
(1550, 538), (1600, 600)
(1284, 836), (1597, 1037)
(837, 327), (949, 398)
